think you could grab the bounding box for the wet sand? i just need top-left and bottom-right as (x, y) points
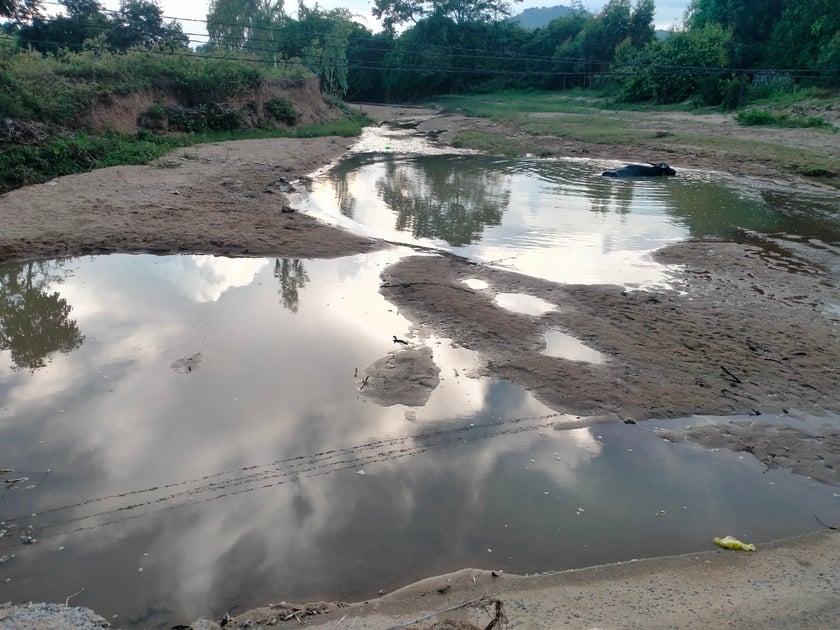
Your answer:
(2, 105), (840, 628)
(204, 531), (840, 629)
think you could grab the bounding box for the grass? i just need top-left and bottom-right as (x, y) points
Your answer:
(0, 116), (370, 193)
(437, 89), (838, 180)
(0, 44), (308, 125)
(735, 108), (836, 130)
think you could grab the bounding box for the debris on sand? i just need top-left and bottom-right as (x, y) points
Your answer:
(169, 352), (203, 374)
(0, 602), (110, 629)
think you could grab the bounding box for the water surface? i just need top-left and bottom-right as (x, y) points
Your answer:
(1, 253), (839, 628)
(299, 154), (840, 286)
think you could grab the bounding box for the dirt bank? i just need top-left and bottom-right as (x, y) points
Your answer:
(0, 136), (381, 264)
(200, 531), (840, 628)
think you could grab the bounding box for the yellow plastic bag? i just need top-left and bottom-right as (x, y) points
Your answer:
(713, 536), (756, 552)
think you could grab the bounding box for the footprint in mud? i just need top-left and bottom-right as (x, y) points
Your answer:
(170, 352), (203, 374)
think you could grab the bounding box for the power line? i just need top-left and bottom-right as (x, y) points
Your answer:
(14, 3), (840, 80)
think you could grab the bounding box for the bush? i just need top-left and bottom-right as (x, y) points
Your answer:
(265, 96), (300, 125)
(735, 109), (834, 128)
(164, 104), (243, 132)
(749, 72), (796, 100)
(735, 109), (778, 125)
(0, 131), (184, 193)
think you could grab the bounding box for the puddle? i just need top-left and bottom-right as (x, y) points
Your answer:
(2, 126), (839, 626)
(542, 330), (605, 363)
(299, 152), (840, 287)
(462, 278), (489, 291)
(493, 293), (557, 316)
(2, 253), (840, 627)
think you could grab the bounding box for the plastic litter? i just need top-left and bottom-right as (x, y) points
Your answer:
(713, 536), (756, 552)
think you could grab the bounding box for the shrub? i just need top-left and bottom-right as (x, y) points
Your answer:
(735, 109), (834, 129)
(748, 72), (796, 100)
(265, 96), (300, 125)
(735, 109), (779, 125)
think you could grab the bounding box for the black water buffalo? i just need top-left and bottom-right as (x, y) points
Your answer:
(602, 162), (676, 177)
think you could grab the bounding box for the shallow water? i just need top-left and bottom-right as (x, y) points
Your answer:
(3, 128), (840, 625)
(299, 153), (840, 286)
(1, 253), (839, 627)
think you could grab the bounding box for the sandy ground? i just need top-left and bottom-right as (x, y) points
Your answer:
(2, 104), (840, 628)
(5, 532), (839, 629)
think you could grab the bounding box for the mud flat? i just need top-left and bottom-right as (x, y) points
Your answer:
(2, 105), (839, 628)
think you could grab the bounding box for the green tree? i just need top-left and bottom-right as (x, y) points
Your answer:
(108, 0), (189, 50)
(619, 23), (732, 103)
(299, 5), (353, 97)
(207, 0), (285, 52)
(346, 26), (392, 101)
(372, 0), (521, 33)
(16, 0), (109, 53)
(767, 0), (840, 70)
(686, 0), (784, 67)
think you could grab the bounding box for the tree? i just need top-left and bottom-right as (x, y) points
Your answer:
(767, 0), (840, 70)
(618, 23), (732, 103)
(1, 0), (41, 23)
(16, 0), (109, 53)
(298, 5), (354, 96)
(207, 0), (285, 51)
(108, 0), (189, 50)
(686, 0), (784, 67)
(372, 0), (521, 33)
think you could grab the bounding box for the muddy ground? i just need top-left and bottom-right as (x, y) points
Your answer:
(2, 103), (840, 627)
(2, 103), (839, 480)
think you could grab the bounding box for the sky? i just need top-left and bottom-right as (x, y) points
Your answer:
(97, 0), (692, 42)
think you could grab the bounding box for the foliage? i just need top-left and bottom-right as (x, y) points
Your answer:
(16, 0), (188, 54)
(164, 104), (243, 132)
(0, 111), (367, 193)
(206, 0), (285, 55)
(372, 0), (521, 33)
(0, 45), (292, 124)
(686, 0), (784, 68)
(735, 109), (835, 129)
(265, 95), (300, 124)
(618, 23), (731, 104)
(0, 129), (184, 192)
(300, 6), (353, 97)
(767, 1), (840, 71)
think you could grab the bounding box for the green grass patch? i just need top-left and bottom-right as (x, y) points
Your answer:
(735, 108), (836, 129)
(451, 130), (519, 156)
(0, 131), (186, 192)
(0, 114), (369, 193)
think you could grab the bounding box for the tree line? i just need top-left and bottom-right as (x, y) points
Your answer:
(3, 0), (839, 106)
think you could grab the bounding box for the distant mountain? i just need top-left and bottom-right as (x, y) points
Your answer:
(509, 5), (583, 30)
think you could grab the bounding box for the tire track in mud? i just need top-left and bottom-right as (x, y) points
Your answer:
(0, 411), (595, 545)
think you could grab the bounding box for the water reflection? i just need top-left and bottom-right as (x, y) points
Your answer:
(1, 253), (839, 628)
(302, 155), (839, 286)
(329, 155), (510, 246)
(274, 258), (309, 313)
(542, 330), (605, 364)
(0, 260), (84, 371)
